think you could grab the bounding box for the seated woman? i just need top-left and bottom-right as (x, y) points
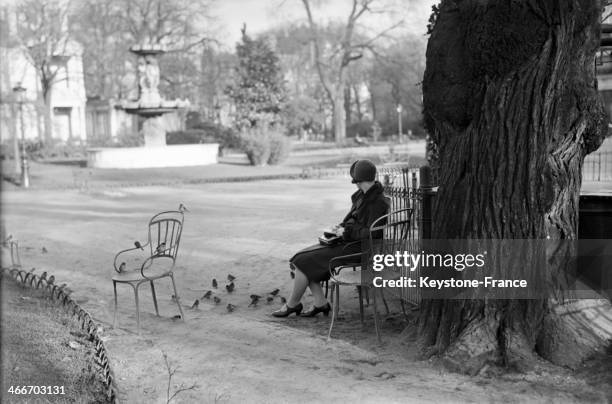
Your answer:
(272, 159), (389, 318)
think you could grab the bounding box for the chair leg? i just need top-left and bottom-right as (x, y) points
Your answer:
(357, 286), (364, 325)
(400, 298), (408, 321)
(170, 274), (185, 321)
(364, 287), (370, 305)
(112, 281), (118, 328)
(372, 287), (382, 344)
(150, 281), (160, 316)
(132, 284), (141, 333)
(327, 283), (337, 340)
(381, 289), (390, 316)
(324, 280), (329, 298)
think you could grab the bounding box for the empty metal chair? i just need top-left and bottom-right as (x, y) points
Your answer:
(112, 209), (186, 332)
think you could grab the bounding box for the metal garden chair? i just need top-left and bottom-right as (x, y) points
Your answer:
(112, 209), (186, 332)
(327, 208), (413, 342)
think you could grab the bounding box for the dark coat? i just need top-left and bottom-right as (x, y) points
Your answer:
(290, 181), (389, 283)
(341, 181), (389, 241)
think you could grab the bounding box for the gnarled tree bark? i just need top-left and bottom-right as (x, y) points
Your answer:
(420, 0), (608, 373)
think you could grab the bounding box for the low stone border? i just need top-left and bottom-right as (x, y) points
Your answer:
(2, 241), (117, 403)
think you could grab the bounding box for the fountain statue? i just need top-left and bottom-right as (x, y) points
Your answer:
(87, 42), (219, 168)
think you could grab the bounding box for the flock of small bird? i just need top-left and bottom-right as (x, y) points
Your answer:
(187, 274), (285, 313)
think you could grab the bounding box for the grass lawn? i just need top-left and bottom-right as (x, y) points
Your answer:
(1, 274), (109, 403)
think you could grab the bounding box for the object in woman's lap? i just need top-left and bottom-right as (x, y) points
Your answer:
(318, 233), (341, 246)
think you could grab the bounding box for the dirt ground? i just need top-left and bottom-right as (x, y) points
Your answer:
(2, 179), (611, 403)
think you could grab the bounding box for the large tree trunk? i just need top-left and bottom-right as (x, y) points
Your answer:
(420, 0), (608, 373)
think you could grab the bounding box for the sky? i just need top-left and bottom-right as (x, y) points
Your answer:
(210, 0), (436, 49)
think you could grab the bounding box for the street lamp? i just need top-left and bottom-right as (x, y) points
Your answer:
(12, 83), (29, 188)
(396, 104), (403, 141)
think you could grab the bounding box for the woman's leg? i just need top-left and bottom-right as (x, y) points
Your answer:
(287, 268), (309, 307)
(308, 281), (328, 307)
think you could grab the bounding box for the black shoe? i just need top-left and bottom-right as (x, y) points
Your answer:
(272, 303), (303, 317)
(300, 303), (331, 317)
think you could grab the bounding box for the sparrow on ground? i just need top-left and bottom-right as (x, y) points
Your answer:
(42, 247), (48, 253)
(227, 274), (236, 282)
(248, 295), (261, 307)
(227, 303), (236, 312)
(212, 278), (218, 288)
(280, 296), (287, 304)
(269, 288), (280, 296)
(213, 296), (221, 305)
(225, 282), (235, 293)
(266, 296), (274, 304)
(201, 290), (212, 299)
(191, 299), (200, 309)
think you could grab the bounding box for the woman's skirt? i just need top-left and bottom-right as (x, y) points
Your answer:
(290, 242), (362, 283)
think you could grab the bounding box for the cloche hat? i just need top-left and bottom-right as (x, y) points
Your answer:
(349, 159), (377, 183)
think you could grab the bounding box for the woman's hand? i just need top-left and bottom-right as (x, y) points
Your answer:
(334, 225), (345, 237)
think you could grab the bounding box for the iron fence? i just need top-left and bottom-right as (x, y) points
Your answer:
(2, 241), (117, 403)
(377, 166), (423, 306)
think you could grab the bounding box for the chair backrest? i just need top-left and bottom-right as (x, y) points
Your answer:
(147, 210), (184, 261)
(368, 208), (413, 257)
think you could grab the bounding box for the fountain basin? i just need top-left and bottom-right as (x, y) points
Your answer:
(87, 144), (219, 169)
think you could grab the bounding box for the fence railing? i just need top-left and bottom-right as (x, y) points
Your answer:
(377, 166), (424, 306)
(583, 151), (612, 182)
(2, 241), (117, 403)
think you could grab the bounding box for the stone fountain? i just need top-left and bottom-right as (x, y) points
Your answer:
(87, 43), (219, 168)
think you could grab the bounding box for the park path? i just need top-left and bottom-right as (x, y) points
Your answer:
(2, 179), (608, 403)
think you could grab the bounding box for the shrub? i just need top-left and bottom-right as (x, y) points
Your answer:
(166, 129), (215, 145)
(21, 139), (86, 160)
(347, 120), (373, 139)
(238, 127), (270, 166)
(176, 121), (240, 153)
(267, 129), (291, 165)
(236, 124), (292, 166)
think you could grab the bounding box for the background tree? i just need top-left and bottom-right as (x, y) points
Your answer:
(16, 0), (73, 142)
(71, 0), (126, 99)
(420, 0), (608, 373)
(366, 34), (426, 136)
(226, 25), (287, 129)
(301, 0), (404, 142)
(72, 0), (215, 101)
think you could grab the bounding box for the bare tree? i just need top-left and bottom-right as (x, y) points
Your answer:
(71, 0), (127, 98)
(119, 0), (213, 51)
(17, 0), (73, 142)
(301, 0), (403, 142)
(72, 0), (216, 101)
